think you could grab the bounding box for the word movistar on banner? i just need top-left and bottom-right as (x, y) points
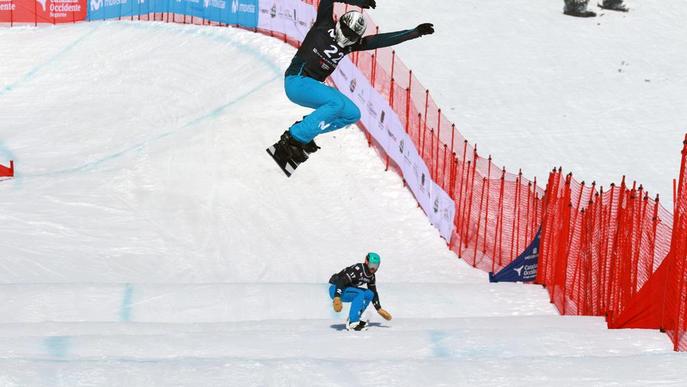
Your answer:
(88, 0), (258, 28)
(489, 228), (540, 283)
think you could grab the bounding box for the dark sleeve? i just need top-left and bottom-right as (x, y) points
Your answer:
(369, 277), (381, 310)
(316, 0), (371, 27)
(351, 29), (420, 52)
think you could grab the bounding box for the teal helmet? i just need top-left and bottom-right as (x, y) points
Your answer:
(365, 252), (381, 271)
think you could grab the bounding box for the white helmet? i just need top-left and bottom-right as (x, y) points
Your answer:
(335, 11), (367, 47)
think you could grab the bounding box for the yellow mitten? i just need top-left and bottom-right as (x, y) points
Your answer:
(333, 297), (342, 312)
(377, 308), (392, 321)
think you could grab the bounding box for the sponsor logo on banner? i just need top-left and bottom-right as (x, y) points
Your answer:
(279, 7), (294, 21)
(433, 198), (439, 214)
(0, 0), (17, 11)
(231, 0), (255, 13)
(337, 68), (348, 82)
(47, 0), (83, 17)
(205, 0), (226, 9)
(349, 78), (357, 93)
(366, 101), (377, 120)
(259, 2), (276, 19)
(91, 0), (128, 11)
(443, 205), (452, 223)
(489, 229), (541, 283)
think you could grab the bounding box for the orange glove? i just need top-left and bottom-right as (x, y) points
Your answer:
(377, 308), (392, 321)
(333, 297), (342, 312)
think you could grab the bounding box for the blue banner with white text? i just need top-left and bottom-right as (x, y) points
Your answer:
(87, 0), (258, 28)
(489, 228), (540, 283)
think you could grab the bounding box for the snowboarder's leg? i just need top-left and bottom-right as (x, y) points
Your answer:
(329, 286), (374, 322)
(284, 75), (361, 144)
(346, 288), (374, 323)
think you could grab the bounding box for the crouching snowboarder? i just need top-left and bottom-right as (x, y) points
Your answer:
(328, 252), (392, 331)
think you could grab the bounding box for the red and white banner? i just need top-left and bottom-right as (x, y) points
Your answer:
(0, 0), (86, 24)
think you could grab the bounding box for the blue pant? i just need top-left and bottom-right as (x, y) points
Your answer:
(284, 75), (361, 144)
(329, 284), (374, 323)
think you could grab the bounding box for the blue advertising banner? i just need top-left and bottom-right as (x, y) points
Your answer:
(87, 0), (258, 28)
(489, 228), (540, 283)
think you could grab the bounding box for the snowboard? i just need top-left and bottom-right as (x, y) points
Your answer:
(266, 144), (305, 178)
(564, 9), (597, 17)
(598, 3), (628, 12)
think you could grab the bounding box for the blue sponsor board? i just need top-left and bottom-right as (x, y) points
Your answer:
(489, 228), (540, 283)
(87, 0), (258, 28)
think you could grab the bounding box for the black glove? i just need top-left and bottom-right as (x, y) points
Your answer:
(415, 23), (435, 36)
(361, 0), (376, 9)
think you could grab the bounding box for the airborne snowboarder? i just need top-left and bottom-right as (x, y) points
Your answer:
(267, 0), (435, 177)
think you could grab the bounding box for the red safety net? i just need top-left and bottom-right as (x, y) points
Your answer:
(0, 0), (85, 25)
(537, 134), (687, 351)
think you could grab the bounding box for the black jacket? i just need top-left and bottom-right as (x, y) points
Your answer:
(285, 0), (421, 81)
(329, 263), (382, 310)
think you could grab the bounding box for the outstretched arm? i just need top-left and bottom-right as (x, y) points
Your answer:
(315, 0), (377, 26)
(368, 281), (392, 320)
(352, 23), (435, 51)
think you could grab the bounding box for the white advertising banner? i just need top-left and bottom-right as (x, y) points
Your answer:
(258, 0), (315, 41)
(258, 0), (455, 242)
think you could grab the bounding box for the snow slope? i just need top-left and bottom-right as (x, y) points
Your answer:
(1, 7), (686, 387)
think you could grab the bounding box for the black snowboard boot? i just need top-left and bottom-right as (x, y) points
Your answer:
(275, 130), (309, 163)
(302, 139), (321, 154)
(289, 120), (320, 154)
(600, 0), (628, 12)
(564, 0), (597, 17)
(346, 319), (368, 331)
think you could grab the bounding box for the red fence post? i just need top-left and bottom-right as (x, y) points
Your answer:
(421, 90), (429, 158)
(434, 109), (441, 180)
(390, 50), (396, 82)
(482, 156), (492, 255)
(492, 168), (506, 270)
(456, 140), (468, 243)
(473, 177), (487, 267)
(463, 149), (478, 250)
